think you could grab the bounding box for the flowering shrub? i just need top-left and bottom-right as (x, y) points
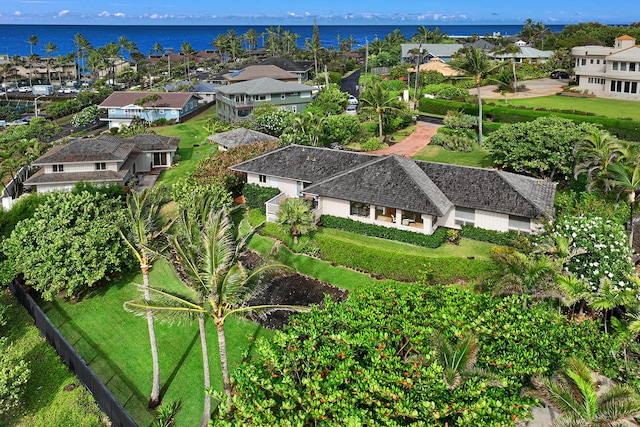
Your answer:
(254, 110), (294, 137)
(552, 215), (635, 293)
(70, 105), (101, 127)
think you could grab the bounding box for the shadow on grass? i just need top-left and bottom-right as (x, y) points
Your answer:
(160, 329), (200, 398)
(179, 147), (194, 161)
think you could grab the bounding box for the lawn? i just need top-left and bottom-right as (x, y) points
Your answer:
(504, 95), (640, 121)
(413, 143), (494, 168)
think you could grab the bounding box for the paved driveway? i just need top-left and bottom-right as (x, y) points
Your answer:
(472, 78), (566, 100)
(369, 122), (440, 157)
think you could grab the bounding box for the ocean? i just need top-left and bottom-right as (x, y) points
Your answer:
(0, 24), (566, 57)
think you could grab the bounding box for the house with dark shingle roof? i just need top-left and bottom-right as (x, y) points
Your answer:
(223, 65), (300, 84)
(207, 128), (279, 150)
(230, 145), (556, 234)
(25, 134), (179, 193)
(259, 58), (314, 82)
(98, 91), (200, 129)
(215, 77), (314, 123)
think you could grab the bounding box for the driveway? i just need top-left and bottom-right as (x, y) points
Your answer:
(471, 78), (566, 100)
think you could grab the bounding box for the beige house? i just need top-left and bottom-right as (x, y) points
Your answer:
(572, 35), (640, 100)
(230, 145), (556, 235)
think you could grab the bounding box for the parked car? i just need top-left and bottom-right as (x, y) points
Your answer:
(345, 104), (358, 115)
(348, 94), (359, 105)
(550, 70), (570, 79)
(18, 86), (32, 93)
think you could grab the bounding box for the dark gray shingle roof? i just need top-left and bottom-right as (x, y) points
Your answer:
(207, 128), (279, 149)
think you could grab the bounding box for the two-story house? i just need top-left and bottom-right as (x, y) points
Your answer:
(230, 145), (557, 235)
(24, 134), (178, 193)
(98, 92), (200, 129)
(223, 65), (300, 84)
(572, 35), (640, 100)
(215, 77), (314, 123)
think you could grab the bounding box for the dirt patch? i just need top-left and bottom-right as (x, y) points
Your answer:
(241, 251), (348, 330)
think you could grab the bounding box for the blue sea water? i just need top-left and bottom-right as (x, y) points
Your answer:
(0, 24), (565, 57)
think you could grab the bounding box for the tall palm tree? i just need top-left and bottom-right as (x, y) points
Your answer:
(27, 34), (38, 86)
(574, 129), (622, 192)
(180, 42), (196, 77)
(44, 41), (57, 85)
(452, 47), (502, 145)
(0, 63), (15, 100)
(277, 198), (317, 244)
(412, 25), (433, 43)
(529, 356), (640, 426)
(604, 162), (640, 245)
(119, 188), (173, 409)
(73, 33), (90, 82)
(242, 28), (258, 52)
(359, 81), (405, 142)
(125, 197), (308, 423)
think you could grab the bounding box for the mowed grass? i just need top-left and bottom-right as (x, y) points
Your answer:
(413, 143), (493, 168)
(154, 109), (219, 186)
(506, 95), (640, 121)
(39, 259), (274, 427)
(0, 291), (105, 427)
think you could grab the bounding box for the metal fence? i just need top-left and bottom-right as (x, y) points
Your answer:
(8, 281), (138, 427)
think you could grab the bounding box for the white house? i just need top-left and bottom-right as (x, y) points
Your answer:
(230, 145), (556, 235)
(25, 134), (178, 193)
(572, 35), (640, 100)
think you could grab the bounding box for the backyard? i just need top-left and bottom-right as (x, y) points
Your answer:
(504, 95), (640, 121)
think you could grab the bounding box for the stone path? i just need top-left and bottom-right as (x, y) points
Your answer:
(369, 121), (440, 156)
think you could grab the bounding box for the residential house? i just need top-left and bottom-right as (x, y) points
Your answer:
(401, 43), (464, 63)
(25, 134), (178, 193)
(208, 128), (279, 150)
(259, 58), (314, 82)
(215, 77), (313, 123)
(98, 91), (200, 129)
(223, 65), (300, 84)
(230, 145), (556, 235)
(489, 46), (553, 63)
(166, 81), (221, 103)
(572, 35), (640, 100)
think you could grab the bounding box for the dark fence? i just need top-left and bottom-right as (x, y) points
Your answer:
(8, 281), (138, 427)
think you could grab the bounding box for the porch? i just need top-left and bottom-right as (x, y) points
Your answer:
(349, 201), (435, 234)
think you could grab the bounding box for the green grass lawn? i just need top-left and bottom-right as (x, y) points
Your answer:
(0, 291), (105, 427)
(413, 143), (494, 168)
(504, 95), (640, 121)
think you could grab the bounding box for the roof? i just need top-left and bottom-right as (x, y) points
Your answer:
(259, 57), (313, 72)
(166, 81), (221, 93)
(401, 43), (464, 59)
(231, 145), (556, 220)
(31, 134), (178, 166)
(616, 35), (637, 41)
(224, 65), (299, 82)
(99, 92), (197, 109)
(491, 47), (553, 59)
(208, 128), (279, 149)
(215, 77), (313, 96)
(408, 58), (461, 76)
(607, 46), (640, 61)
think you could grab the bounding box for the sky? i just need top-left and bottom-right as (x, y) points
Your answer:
(0, 0), (636, 25)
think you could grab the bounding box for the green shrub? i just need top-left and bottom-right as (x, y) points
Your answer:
(242, 184), (281, 214)
(460, 226), (530, 249)
(320, 215), (447, 248)
(430, 127), (476, 152)
(359, 137), (384, 151)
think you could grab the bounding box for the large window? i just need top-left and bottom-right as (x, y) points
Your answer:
(350, 202), (370, 218)
(95, 162), (106, 170)
(259, 174), (267, 183)
(153, 152), (168, 167)
(454, 207), (475, 227)
(52, 164), (64, 172)
(509, 215), (530, 232)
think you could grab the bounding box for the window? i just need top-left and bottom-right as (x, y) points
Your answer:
(291, 105), (297, 113)
(300, 92), (311, 98)
(509, 215), (530, 232)
(621, 62), (627, 71)
(153, 152), (168, 166)
(597, 59), (600, 64)
(632, 82), (638, 93)
(52, 164), (64, 172)
(255, 94), (270, 101)
(581, 58), (586, 66)
(259, 174), (267, 183)
(590, 59), (594, 64)
(454, 207), (475, 227)
(281, 93), (286, 99)
(95, 162), (106, 170)
(290, 92), (299, 96)
(624, 81), (631, 93)
(158, 109), (165, 114)
(350, 202), (370, 218)
(613, 61), (619, 70)
(630, 63), (636, 72)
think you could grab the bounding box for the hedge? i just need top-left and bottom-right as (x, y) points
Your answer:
(315, 232), (496, 283)
(319, 215), (447, 248)
(459, 225), (530, 249)
(242, 184), (281, 214)
(419, 99), (640, 142)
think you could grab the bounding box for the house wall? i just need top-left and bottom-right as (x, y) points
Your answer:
(34, 183), (77, 193)
(247, 173), (298, 197)
(476, 210), (510, 232)
(44, 162), (119, 174)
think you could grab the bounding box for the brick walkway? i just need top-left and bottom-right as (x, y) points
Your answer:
(370, 122), (440, 157)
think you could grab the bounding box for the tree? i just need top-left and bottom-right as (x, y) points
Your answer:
(27, 34), (38, 86)
(0, 191), (130, 300)
(44, 41), (57, 85)
(359, 81), (405, 142)
(119, 188), (173, 409)
(574, 129), (622, 192)
(451, 47), (502, 145)
(0, 338), (30, 415)
(529, 356), (640, 426)
(305, 20), (322, 81)
(0, 63), (15, 100)
(125, 199), (307, 423)
(604, 162), (640, 244)
(277, 198), (317, 244)
(180, 42), (196, 77)
(484, 116), (600, 180)
(242, 28), (259, 52)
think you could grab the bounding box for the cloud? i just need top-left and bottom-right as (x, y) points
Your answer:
(57, 10), (69, 17)
(14, 11), (22, 15)
(98, 11), (110, 17)
(113, 12), (125, 17)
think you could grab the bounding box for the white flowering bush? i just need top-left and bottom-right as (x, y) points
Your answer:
(552, 215), (635, 293)
(255, 110), (294, 137)
(70, 104), (101, 128)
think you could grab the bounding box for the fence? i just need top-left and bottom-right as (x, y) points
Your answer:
(8, 281), (138, 427)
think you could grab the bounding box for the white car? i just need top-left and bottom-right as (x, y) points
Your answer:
(345, 104), (358, 115)
(18, 86), (31, 93)
(347, 95), (359, 105)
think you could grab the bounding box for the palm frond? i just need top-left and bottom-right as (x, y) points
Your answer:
(124, 285), (204, 325)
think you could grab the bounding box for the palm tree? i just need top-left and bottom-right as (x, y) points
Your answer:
(292, 111), (325, 147)
(359, 81), (405, 142)
(125, 197), (308, 423)
(574, 130), (622, 192)
(180, 42), (196, 77)
(452, 47), (502, 145)
(589, 279), (637, 334)
(242, 28), (258, 52)
(0, 63), (15, 100)
(73, 33), (90, 82)
(529, 356), (640, 426)
(277, 198), (317, 244)
(43, 42), (57, 85)
(119, 188), (173, 409)
(604, 162), (640, 245)
(412, 25), (433, 44)
(27, 35), (38, 86)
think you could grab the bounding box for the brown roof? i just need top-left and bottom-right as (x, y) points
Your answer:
(208, 128), (279, 149)
(224, 65), (299, 83)
(408, 58), (461, 76)
(99, 92), (196, 109)
(616, 35), (636, 41)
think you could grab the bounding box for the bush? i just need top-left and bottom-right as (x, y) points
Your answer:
(242, 184), (281, 214)
(70, 105), (101, 128)
(430, 127), (476, 152)
(320, 215), (447, 248)
(359, 137), (384, 151)
(460, 226), (530, 249)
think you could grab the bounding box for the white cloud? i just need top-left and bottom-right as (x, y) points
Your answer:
(57, 10), (69, 17)
(14, 11), (22, 15)
(98, 11), (110, 17)
(113, 12), (125, 17)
